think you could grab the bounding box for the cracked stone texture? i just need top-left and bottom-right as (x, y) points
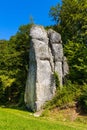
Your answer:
(25, 25), (68, 111)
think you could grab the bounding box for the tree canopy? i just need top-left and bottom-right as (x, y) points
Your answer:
(0, 24), (32, 105)
(49, 0), (87, 44)
(49, 0), (87, 84)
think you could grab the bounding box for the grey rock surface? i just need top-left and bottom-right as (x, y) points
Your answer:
(48, 28), (63, 85)
(63, 56), (69, 82)
(48, 29), (62, 44)
(25, 25), (68, 111)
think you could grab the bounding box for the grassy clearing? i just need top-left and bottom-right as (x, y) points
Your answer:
(0, 107), (82, 130)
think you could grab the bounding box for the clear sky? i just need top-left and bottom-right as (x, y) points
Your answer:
(0, 0), (61, 40)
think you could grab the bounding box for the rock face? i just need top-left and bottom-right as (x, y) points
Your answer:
(25, 25), (69, 111)
(48, 29), (63, 85)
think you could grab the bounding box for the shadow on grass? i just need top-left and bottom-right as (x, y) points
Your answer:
(0, 103), (34, 114)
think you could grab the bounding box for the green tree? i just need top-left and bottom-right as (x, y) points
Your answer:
(49, 0), (87, 44)
(0, 24), (33, 105)
(64, 41), (87, 84)
(49, 0), (87, 84)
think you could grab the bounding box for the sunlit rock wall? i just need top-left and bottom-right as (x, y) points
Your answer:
(25, 25), (69, 111)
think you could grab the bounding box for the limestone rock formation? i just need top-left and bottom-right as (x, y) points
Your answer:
(48, 29), (63, 85)
(25, 25), (68, 111)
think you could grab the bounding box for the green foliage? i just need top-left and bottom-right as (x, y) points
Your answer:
(49, 0), (87, 85)
(78, 84), (87, 113)
(49, 4), (61, 24)
(45, 82), (82, 109)
(49, 0), (87, 44)
(45, 80), (87, 114)
(54, 72), (60, 88)
(0, 24), (33, 105)
(64, 41), (87, 84)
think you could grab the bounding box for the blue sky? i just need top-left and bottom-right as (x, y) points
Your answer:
(0, 0), (61, 40)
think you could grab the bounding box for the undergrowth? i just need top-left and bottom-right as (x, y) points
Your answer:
(44, 81), (87, 112)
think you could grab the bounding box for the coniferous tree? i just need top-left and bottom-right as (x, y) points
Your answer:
(49, 0), (87, 84)
(49, 0), (87, 44)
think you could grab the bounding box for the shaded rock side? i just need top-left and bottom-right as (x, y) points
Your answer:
(25, 25), (68, 111)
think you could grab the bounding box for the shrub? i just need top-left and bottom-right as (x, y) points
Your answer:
(54, 72), (60, 88)
(45, 81), (82, 110)
(78, 84), (87, 113)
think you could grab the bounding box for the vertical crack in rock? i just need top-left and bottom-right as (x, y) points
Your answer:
(25, 25), (69, 111)
(48, 29), (63, 85)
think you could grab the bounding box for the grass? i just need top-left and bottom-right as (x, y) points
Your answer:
(41, 108), (87, 130)
(0, 107), (82, 130)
